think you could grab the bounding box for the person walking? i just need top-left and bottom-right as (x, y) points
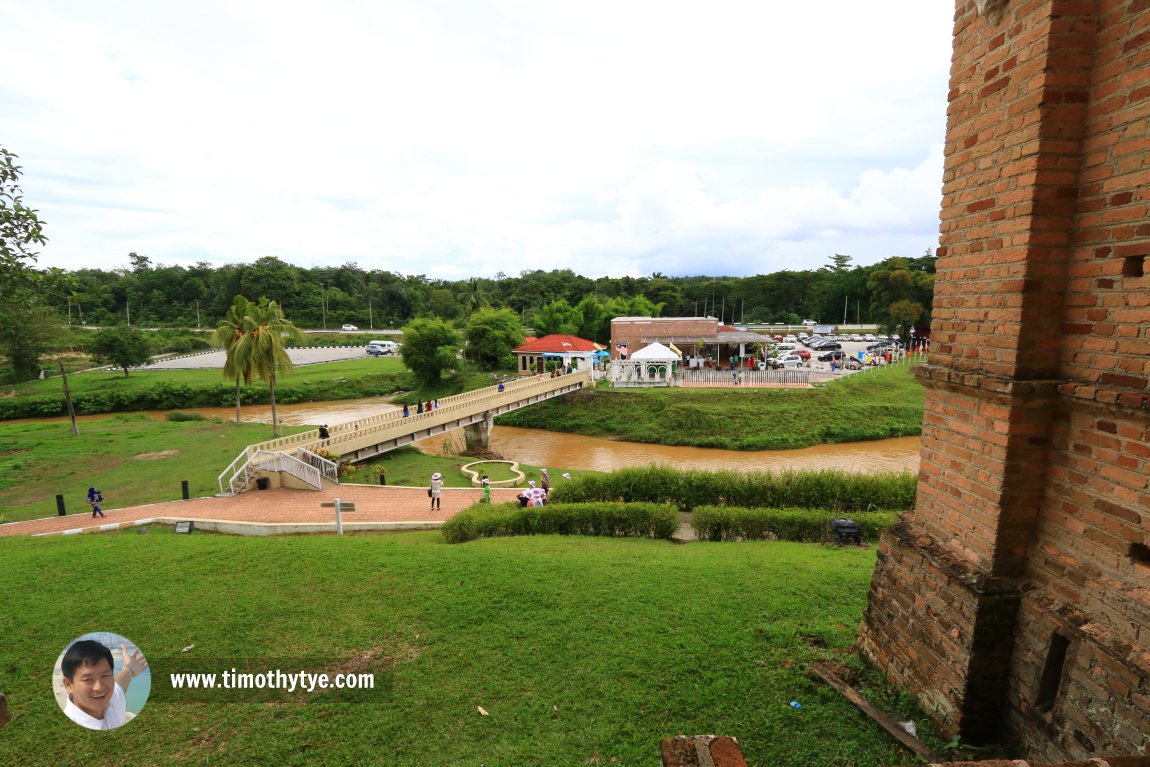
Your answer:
(88, 488), (106, 518)
(402, 404), (410, 417)
(480, 476), (491, 504)
(429, 472), (443, 511)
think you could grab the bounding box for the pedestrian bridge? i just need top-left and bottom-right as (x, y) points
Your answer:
(217, 370), (591, 495)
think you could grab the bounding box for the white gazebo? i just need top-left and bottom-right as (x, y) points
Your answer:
(608, 342), (681, 387)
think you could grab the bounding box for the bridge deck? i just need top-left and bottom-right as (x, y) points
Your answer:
(219, 372), (592, 495)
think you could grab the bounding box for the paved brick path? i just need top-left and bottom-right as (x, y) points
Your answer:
(0, 485), (524, 538)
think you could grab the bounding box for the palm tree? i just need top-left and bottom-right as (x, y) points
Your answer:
(456, 277), (490, 316)
(245, 298), (306, 437)
(213, 295), (256, 423)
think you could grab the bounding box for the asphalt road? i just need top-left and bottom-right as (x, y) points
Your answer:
(147, 346), (375, 370)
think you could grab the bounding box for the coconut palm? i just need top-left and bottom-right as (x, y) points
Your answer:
(212, 295), (256, 423)
(243, 297), (306, 437)
(456, 277), (490, 316)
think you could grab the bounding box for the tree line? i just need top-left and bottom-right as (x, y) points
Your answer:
(1, 145), (935, 384)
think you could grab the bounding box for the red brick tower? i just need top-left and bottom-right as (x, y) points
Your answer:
(859, 0), (1149, 758)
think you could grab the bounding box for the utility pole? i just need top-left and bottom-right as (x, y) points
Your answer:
(196, 300), (201, 329)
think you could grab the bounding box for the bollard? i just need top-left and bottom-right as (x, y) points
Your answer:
(56, 494), (66, 516)
(181, 480), (189, 500)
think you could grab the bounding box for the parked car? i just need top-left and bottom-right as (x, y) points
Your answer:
(818, 349), (848, 362)
(366, 340), (400, 356)
(814, 341), (841, 351)
(770, 354), (804, 369)
(793, 349), (811, 361)
(840, 357), (865, 370)
(342, 324), (359, 331)
(849, 334), (863, 342)
(863, 333), (876, 342)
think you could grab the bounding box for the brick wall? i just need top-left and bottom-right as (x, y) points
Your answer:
(861, 0), (1149, 758)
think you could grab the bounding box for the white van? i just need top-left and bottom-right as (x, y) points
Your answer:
(774, 342), (797, 353)
(366, 340), (400, 356)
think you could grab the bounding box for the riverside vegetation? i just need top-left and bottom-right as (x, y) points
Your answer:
(444, 466), (912, 544)
(1, 354), (924, 448)
(496, 363), (924, 449)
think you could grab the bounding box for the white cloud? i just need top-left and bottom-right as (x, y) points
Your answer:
(1, 0), (952, 277)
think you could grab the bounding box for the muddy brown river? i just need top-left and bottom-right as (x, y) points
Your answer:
(70, 398), (920, 474)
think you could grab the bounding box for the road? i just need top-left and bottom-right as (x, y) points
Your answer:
(147, 346), (375, 370)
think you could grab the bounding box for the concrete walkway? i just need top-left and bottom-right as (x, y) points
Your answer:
(0, 485), (523, 538)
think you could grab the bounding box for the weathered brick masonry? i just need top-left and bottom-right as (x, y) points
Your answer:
(859, 0), (1149, 760)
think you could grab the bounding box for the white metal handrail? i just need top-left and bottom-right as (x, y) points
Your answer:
(221, 449), (324, 495)
(294, 447), (340, 483)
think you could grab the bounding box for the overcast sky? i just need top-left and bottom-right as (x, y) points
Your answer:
(2, 1), (954, 280)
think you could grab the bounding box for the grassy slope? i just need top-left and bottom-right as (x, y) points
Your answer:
(0, 416), (310, 523)
(496, 363), (925, 450)
(0, 420), (584, 524)
(0, 532), (938, 767)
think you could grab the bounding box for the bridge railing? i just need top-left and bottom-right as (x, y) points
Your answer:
(311, 370), (591, 457)
(229, 370), (589, 461)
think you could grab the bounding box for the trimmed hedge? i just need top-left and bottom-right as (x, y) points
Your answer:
(549, 465), (915, 512)
(442, 502), (680, 544)
(692, 505), (898, 543)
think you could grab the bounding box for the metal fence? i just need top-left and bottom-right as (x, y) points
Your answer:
(677, 368), (810, 387)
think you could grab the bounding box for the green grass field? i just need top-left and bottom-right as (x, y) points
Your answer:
(497, 363), (925, 450)
(0, 531), (938, 766)
(0, 415), (310, 523)
(0, 419), (576, 524)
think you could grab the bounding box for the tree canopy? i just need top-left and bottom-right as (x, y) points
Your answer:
(89, 326), (153, 377)
(401, 317), (462, 385)
(465, 308), (524, 370)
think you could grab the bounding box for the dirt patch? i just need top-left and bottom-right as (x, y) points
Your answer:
(133, 450), (181, 461)
(0, 449), (29, 456)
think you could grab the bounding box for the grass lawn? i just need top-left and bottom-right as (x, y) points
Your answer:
(0, 532), (937, 766)
(497, 363), (925, 450)
(0, 415), (311, 524)
(337, 447), (590, 490)
(0, 419), (575, 524)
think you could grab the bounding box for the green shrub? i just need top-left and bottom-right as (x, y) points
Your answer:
(165, 410), (206, 422)
(550, 465), (915, 511)
(692, 506), (898, 543)
(443, 502), (679, 544)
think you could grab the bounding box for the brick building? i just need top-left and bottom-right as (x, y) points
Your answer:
(610, 316), (770, 365)
(858, 0), (1150, 760)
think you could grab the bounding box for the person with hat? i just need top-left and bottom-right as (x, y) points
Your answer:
(540, 468), (550, 495)
(429, 472), (443, 511)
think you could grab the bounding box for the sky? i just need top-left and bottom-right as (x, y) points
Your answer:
(2, 1), (955, 280)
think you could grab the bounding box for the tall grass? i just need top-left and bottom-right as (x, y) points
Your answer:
(692, 506), (898, 543)
(550, 465), (916, 511)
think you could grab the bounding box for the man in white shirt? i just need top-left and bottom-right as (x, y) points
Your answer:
(61, 639), (147, 730)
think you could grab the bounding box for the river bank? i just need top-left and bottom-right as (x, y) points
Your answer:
(496, 363), (924, 450)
